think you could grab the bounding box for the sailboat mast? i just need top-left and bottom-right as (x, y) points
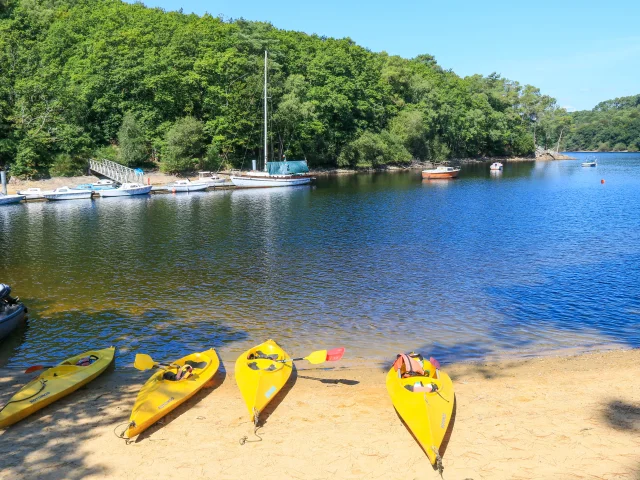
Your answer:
(263, 50), (268, 172)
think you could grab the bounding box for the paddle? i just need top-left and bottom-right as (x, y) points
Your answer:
(278, 347), (345, 365)
(133, 353), (176, 371)
(430, 356), (441, 378)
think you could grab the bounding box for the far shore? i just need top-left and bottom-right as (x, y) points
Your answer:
(0, 348), (638, 479)
(3, 154), (580, 194)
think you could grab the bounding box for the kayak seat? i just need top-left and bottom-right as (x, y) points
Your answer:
(248, 362), (259, 370)
(248, 351), (279, 361)
(162, 364), (193, 381)
(247, 362), (277, 371)
(185, 360), (207, 370)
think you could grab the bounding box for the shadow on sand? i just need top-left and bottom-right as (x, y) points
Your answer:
(602, 399), (640, 433)
(0, 362), (125, 479)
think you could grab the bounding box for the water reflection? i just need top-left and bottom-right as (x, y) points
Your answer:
(1, 153), (639, 367)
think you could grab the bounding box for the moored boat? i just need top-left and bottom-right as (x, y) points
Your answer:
(230, 171), (312, 187)
(0, 193), (25, 205)
(166, 179), (209, 192)
(235, 339), (292, 426)
(72, 180), (117, 191)
(125, 349), (219, 438)
(230, 51), (313, 189)
(0, 284), (27, 342)
(386, 353), (455, 470)
(17, 188), (44, 200)
(421, 165), (461, 179)
(0, 347), (115, 428)
(490, 162), (503, 171)
(581, 161), (597, 167)
(43, 186), (93, 201)
(197, 171), (226, 187)
(99, 183), (152, 197)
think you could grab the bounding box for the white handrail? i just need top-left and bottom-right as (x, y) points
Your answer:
(88, 159), (144, 184)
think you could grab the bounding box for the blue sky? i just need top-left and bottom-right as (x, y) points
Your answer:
(134, 0), (640, 111)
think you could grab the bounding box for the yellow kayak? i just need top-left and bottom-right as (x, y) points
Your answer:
(0, 347), (115, 428)
(235, 339), (292, 425)
(125, 348), (219, 438)
(386, 353), (455, 467)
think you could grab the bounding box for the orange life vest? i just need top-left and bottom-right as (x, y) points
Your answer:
(392, 353), (425, 378)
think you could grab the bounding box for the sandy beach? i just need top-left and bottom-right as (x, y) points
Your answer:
(0, 348), (638, 479)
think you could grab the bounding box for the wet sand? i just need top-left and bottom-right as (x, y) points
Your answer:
(0, 348), (638, 479)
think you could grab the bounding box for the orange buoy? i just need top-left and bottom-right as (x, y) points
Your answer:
(601, 179), (605, 184)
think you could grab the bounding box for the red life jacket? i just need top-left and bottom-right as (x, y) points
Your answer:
(392, 353), (425, 378)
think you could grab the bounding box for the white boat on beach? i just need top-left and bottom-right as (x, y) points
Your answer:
(167, 179), (209, 192)
(230, 51), (313, 189)
(43, 186), (93, 201)
(0, 193), (25, 205)
(197, 171), (226, 187)
(99, 183), (152, 197)
(490, 162), (503, 171)
(17, 187), (44, 200)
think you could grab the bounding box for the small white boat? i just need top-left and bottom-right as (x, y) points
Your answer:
(581, 161), (597, 167)
(43, 186), (93, 201)
(197, 171), (226, 187)
(0, 193), (25, 205)
(99, 183), (152, 197)
(167, 179), (209, 192)
(94, 179), (115, 187)
(17, 187), (45, 200)
(72, 179), (116, 191)
(490, 162), (503, 171)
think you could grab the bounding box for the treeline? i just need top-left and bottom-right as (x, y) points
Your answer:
(0, 0), (567, 177)
(563, 94), (640, 152)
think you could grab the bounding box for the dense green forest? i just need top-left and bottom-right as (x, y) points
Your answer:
(0, 0), (570, 177)
(563, 94), (640, 152)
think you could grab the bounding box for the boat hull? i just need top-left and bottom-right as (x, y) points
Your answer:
(386, 357), (455, 465)
(0, 303), (26, 341)
(0, 195), (25, 205)
(99, 185), (152, 197)
(235, 339), (292, 423)
(168, 184), (209, 192)
(43, 191), (93, 200)
(0, 347), (115, 428)
(125, 349), (219, 438)
(422, 170), (460, 179)
(230, 175), (312, 188)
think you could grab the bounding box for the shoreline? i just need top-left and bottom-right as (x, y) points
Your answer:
(3, 154), (580, 193)
(1, 347), (638, 479)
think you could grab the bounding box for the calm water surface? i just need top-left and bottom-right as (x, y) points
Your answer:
(1, 152), (639, 368)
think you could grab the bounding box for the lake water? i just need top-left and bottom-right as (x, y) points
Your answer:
(1, 152), (639, 369)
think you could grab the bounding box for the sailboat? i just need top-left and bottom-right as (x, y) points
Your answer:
(230, 51), (313, 188)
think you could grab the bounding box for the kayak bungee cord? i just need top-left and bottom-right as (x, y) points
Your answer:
(114, 421), (136, 444)
(432, 446), (444, 477)
(239, 407), (263, 445)
(424, 393), (445, 476)
(0, 379), (47, 414)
